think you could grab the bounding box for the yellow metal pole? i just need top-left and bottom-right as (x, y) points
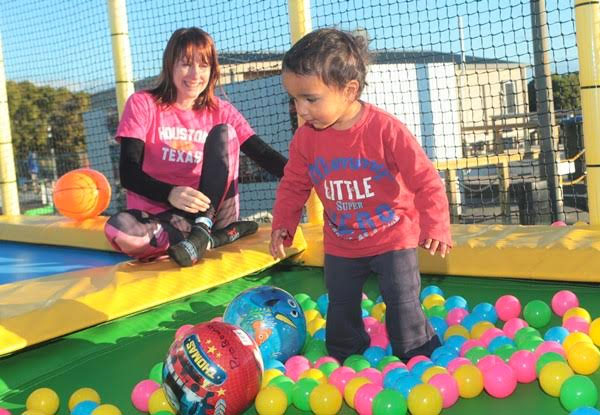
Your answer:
(107, 0), (135, 118)
(288, 0), (323, 225)
(0, 32), (20, 215)
(574, 0), (600, 225)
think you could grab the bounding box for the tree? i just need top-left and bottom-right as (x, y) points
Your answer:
(528, 72), (581, 113)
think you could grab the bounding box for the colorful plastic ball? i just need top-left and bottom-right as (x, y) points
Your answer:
(378, 356), (402, 372)
(534, 341), (566, 359)
(444, 295), (468, 311)
(383, 367), (410, 388)
(551, 220), (568, 227)
(328, 366), (356, 394)
(148, 362), (164, 383)
(0, 410), (10, 415)
(263, 368), (285, 388)
(560, 375), (599, 412)
(421, 366), (448, 383)
(444, 324), (470, 340)
(476, 355), (504, 373)
(488, 335), (515, 353)
(412, 361), (436, 379)
(465, 346), (490, 365)
(90, 404), (122, 415)
(421, 285), (444, 302)
(563, 307), (592, 324)
(304, 309), (321, 323)
(431, 346), (457, 362)
(318, 362), (340, 378)
(147, 388), (175, 414)
(514, 326), (542, 345)
(523, 300), (552, 328)
(446, 308), (469, 326)
(343, 377), (371, 409)
(316, 293), (329, 315)
(565, 316), (591, 334)
(567, 341), (600, 375)
(494, 344), (518, 362)
(21, 411), (46, 415)
(470, 321), (495, 340)
(423, 294), (445, 310)
(545, 326), (570, 344)
(72, 401), (99, 415)
(269, 376), (295, 402)
(395, 374), (423, 399)
(536, 352), (566, 375)
(570, 407), (600, 415)
(224, 286), (307, 363)
(452, 364), (483, 398)
(472, 302), (497, 323)
(508, 350), (537, 383)
(354, 383), (382, 415)
(162, 322), (263, 415)
(294, 293), (311, 305)
(255, 386), (288, 415)
(552, 290), (579, 316)
(68, 388), (101, 412)
(564, 332), (594, 352)
(479, 327), (504, 347)
(291, 377), (319, 411)
(589, 318), (600, 346)
(495, 295), (522, 321)
(483, 363), (517, 398)
(428, 316), (448, 339)
(285, 355), (311, 381)
(356, 368), (383, 386)
(265, 358), (287, 373)
(539, 361), (574, 397)
(53, 168), (111, 221)
(174, 324), (193, 340)
(446, 357), (472, 374)
(371, 303), (386, 321)
(445, 336), (467, 354)
(372, 389), (407, 415)
(503, 318), (528, 338)
(407, 383), (443, 415)
(131, 380), (161, 412)
(460, 339), (484, 357)
(346, 356), (371, 372)
(26, 388), (59, 415)
(428, 373), (459, 408)
(299, 368), (327, 385)
(363, 346), (386, 367)
(308, 383), (342, 415)
(407, 355), (431, 370)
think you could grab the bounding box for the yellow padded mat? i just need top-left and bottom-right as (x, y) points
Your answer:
(0, 217), (306, 356)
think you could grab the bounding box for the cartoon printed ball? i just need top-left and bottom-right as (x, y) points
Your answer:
(223, 285), (307, 363)
(162, 321), (264, 415)
(53, 168), (111, 220)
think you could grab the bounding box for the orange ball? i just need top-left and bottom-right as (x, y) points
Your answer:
(53, 169), (111, 220)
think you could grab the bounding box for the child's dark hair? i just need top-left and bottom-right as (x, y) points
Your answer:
(282, 28), (369, 96)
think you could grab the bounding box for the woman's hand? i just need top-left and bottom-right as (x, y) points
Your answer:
(168, 186), (211, 213)
(419, 238), (451, 258)
(270, 229), (290, 259)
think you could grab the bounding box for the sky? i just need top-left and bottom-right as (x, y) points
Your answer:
(0, 0), (579, 93)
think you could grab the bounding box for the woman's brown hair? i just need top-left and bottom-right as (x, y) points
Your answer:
(149, 27), (220, 110)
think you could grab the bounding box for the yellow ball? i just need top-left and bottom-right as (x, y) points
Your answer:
(589, 317), (600, 346)
(309, 383), (343, 415)
(90, 404), (122, 415)
(254, 385), (288, 415)
(371, 303), (387, 321)
(539, 361), (574, 397)
(68, 387), (101, 411)
(452, 364), (483, 398)
(26, 388), (59, 415)
(304, 309), (322, 323)
(470, 321), (495, 340)
(22, 411), (47, 415)
(563, 307), (591, 323)
(422, 366), (448, 383)
(343, 376), (371, 409)
(567, 341), (600, 375)
(563, 332), (594, 352)
(407, 383), (443, 415)
(307, 317), (327, 336)
(147, 388), (176, 414)
(444, 324), (470, 340)
(262, 368), (285, 388)
(423, 294), (445, 310)
(299, 368), (327, 384)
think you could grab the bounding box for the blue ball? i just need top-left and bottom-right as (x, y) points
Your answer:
(472, 302), (498, 324)
(433, 352), (456, 367)
(376, 295), (383, 303)
(264, 358), (286, 373)
(429, 316), (448, 340)
(383, 367), (410, 389)
(313, 328), (326, 341)
(570, 407), (600, 415)
(316, 293), (329, 316)
(223, 285), (307, 363)
(394, 373), (422, 398)
(445, 335), (467, 354)
(72, 401), (99, 415)
(363, 346), (387, 367)
(386, 343), (393, 356)
(488, 335), (515, 352)
(445, 295), (468, 310)
(420, 285), (444, 302)
(411, 360), (435, 378)
(431, 345), (456, 361)
(361, 308), (370, 317)
(460, 313), (482, 331)
(544, 326), (569, 344)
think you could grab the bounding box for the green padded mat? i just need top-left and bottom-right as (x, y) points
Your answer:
(2, 263), (600, 414)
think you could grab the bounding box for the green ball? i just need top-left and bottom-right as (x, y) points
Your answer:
(518, 336), (545, 352)
(535, 352), (566, 375)
(149, 361), (163, 383)
(559, 375), (598, 411)
(269, 375), (295, 402)
(346, 356), (371, 372)
(514, 326), (541, 345)
(294, 293), (311, 304)
(494, 344), (517, 362)
(372, 389), (408, 415)
(427, 305), (448, 319)
(465, 346), (490, 364)
(318, 361), (340, 377)
(361, 299), (375, 312)
(301, 299), (318, 311)
(523, 299), (552, 328)
(344, 354), (366, 366)
(377, 355), (401, 371)
(291, 377), (319, 411)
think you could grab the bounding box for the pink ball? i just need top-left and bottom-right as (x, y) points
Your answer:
(495, 295), (522, 322)
(315, 356), (339, 368)
(483, 363), (517, 398)
(174, 324), (194, 339)
(477, 355), (504, 373)
(446, 308), (469, 325)
(551, 220), (567, 227)
(551, 290), (579, 316)
(459, 339), (485, 357)
(210, 315), (224, 322)
(362, 292), (369, 300)
(428, 373), (459, 408)
(370, 333), (390, 348)
(480, 328), (505, 347)
(563, 316), (590, 333)
(329, 366), (357, 394)
(382, 361), (408, 377)
(447, 357), (472, 374)
(534, 341), (566, 359)
(503, 318), (528, 338)
(0, 409), (12, 415)
(363, 316), (379, 332)
(356, 368), (383, 386)
(508, 350), (537, 383)
(285, 355), (311, 381)
(407, 355), (431, 370)
(354, 383), (382, 415)
(131, 379), (161, 412)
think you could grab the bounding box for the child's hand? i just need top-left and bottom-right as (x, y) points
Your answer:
(270, 229), (290, 259)
(168, 186), (211, 213)
(419, 238), (451, 258)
